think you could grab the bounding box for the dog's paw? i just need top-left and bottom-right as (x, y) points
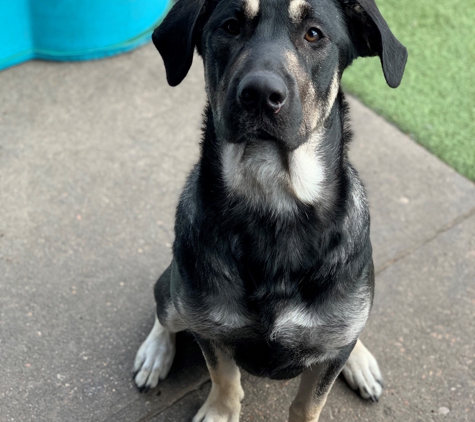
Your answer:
(192, 384), (244, 422)
(341, 340), (383, 402)
(133, 317), (176, 393)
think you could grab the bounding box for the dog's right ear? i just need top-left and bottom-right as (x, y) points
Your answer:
(341, 0), (408, 88)
(152, 0), (206, 87)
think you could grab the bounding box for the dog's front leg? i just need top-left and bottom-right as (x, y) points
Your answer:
(289, 344), (354, 422)
(193, 339), (244, 422)
(341, 339), (383, 402)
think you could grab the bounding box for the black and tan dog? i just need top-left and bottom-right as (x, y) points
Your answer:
(133, 0), (407, 420)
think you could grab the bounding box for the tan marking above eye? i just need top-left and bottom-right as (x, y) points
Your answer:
(289, 0), (310, 24)
(244, 0), (259, 19)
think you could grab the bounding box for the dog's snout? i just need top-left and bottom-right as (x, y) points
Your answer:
(238, 72), (288, 114)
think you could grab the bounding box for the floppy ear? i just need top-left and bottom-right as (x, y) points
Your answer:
(152, 0), (206, 86)
(343, 0), (408, 88)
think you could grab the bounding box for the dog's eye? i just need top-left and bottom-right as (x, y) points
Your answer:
(304, 28), (321, 42)
(224, 19), (240, 36)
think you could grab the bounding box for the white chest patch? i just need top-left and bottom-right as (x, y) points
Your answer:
(270, 305), (319, 340)
(270, 291), (371, 351)
(288, 132), (325, 203)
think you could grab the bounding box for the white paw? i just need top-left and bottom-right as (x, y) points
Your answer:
(342, 340), (383, 402)
(192, 384), (244, 422)
(133, 316), (176, 392)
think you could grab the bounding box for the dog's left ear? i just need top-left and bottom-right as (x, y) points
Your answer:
(342, 0), (408, 88)
(152, 0), (206, 86)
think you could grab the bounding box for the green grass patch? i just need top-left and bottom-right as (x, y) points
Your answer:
(342, 0), (475, 181)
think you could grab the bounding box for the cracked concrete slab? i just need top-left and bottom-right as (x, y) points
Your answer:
(1, 43), (474, 421)
(347, 97), (475, 270)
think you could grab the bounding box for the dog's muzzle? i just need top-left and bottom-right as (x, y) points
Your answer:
(237, 71), (288, 115)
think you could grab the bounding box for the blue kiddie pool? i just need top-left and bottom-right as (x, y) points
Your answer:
(0, 0), (172, 70)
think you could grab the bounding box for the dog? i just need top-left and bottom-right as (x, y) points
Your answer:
(133, 0), (407, 420)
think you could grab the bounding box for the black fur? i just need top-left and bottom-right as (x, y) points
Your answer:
(150, 0), (406, 382)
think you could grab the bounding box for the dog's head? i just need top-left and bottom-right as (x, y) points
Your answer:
(153, 0), (407, 150)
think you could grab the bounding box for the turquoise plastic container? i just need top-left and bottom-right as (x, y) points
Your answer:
(0, 0), (171, 70)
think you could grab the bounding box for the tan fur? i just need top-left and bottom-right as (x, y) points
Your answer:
(285, 51), (319, 136)
(289, 0), (310, 23)
(193, 348), (244, 422)
(324, 70), (340, 119)
(244, 0), (260, 19)
(289, 365), (335, 422)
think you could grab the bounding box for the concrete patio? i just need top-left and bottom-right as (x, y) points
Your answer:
(1, 44), (474, 421)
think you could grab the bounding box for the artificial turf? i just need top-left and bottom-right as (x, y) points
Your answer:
(342, 0), (475, 181)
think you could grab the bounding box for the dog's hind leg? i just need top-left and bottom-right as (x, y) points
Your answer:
(341, 339), (384, 402)
(193, 340), (244, 422)
(133, 263), (187, 392)
(289, 344), (354, 422)
(133, 314), (181, 392)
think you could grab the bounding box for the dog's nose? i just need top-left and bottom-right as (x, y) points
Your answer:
(238, 72), (288, 114)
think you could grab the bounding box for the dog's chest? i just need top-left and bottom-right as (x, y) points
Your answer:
(268, 297), (370, 353)
(203, 290), (371, 355)
(199, 295), (371, 378)
(221, 139), (325, 211)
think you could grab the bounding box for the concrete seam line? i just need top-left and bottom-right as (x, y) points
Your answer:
(138, 379), (212, 422)
(375, 205), (475, 276)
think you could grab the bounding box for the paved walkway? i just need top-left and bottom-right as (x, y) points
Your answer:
(1, 45), (474, 422)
